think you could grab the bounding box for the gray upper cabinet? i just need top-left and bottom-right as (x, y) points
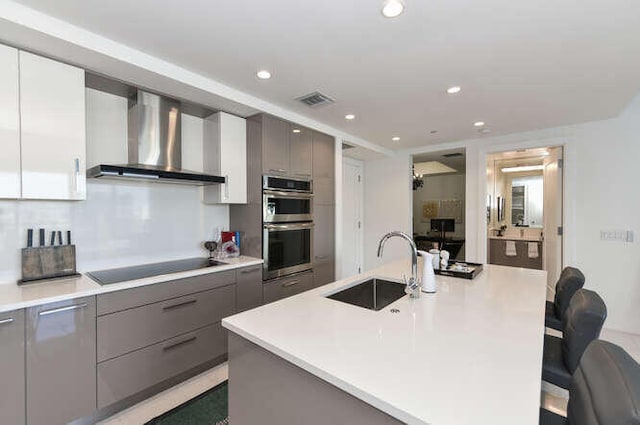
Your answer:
(0, 309), (25, 425)
(26, 296), (96, 425)
(290, 125), (313, 178)
(262, 115), (290, 176)
(312, 131), (335, 205)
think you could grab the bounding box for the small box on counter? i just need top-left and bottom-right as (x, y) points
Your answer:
(434, 260), (483, 280)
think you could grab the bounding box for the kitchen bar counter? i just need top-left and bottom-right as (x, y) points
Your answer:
(222, 259), (547, 425)
(0, 256), (263, 314)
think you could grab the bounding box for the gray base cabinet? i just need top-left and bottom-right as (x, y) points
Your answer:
(96, 272), (236, 410)
(236, 265), (263, 312)
(263, 271), (314, 304)
(0, 309), (25, 425)
(489, 239), (543, 270)
(97, 284), (235, 362)
(228, 333), (402, 425)
(26, 296), (96, 425)
(98, 323), (226, 408)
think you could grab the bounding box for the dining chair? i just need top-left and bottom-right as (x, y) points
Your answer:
(542, 289), (607, 389)
(540, 339), (640, 425)
(545, 267), (585, 331)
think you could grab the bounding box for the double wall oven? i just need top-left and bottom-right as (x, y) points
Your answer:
(263, 176), (314, 280)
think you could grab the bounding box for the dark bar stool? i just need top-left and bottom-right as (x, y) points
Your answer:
(540, 340), (640, 424)
(545, 267), (585, 331)
(542, 289), (607, 389)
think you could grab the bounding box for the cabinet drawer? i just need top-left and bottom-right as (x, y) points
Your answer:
(97, 322), (226, 409)
(98, 284), (235, 362)
(263, 271), (314, 304)
(97, 270), (236, 315)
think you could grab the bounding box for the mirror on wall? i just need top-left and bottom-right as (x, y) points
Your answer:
(510, 175), (543, 227)
(486, 149), (548, 230)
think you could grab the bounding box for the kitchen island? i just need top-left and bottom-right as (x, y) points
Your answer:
(222, 259), (547, 425)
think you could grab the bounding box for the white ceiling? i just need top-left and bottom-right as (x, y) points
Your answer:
(413, 148), (466, 173)
(11, 0), (640, 149)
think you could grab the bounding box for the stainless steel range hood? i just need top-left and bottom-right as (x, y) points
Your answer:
(87, 90), (225, 185)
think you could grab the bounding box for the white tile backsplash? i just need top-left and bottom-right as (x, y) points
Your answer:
(0, 180), (228, 284)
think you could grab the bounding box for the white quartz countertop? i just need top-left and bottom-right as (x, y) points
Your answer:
(222, 259), (547, 425)
(0, 256), (263, 314)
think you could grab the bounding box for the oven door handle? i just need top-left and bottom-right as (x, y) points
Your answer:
(263, 189), (314, 198)
(264, 223), (315, 231)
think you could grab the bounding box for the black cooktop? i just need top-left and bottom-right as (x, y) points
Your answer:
(87, 257), (227, 285)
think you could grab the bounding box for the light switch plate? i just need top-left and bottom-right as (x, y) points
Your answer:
(600, 230), (634, 242)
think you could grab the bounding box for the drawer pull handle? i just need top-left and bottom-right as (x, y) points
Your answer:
(163, 336), (197, 352)
(39, 303), (88, 317)
(240, 268), (260, 274)
(0, 318), (15, 325)
(269, 169), (286, 174)
(315, 255), (329, 260)
(162, 299), (197, 311)
(282, 280), (300, 287)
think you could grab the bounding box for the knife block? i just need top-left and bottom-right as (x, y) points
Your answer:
(19, 245), (79, 285)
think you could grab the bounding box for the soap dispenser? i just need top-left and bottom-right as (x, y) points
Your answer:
(418, 250), (436, 293)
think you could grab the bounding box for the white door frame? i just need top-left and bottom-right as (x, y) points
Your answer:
(340, 156), (364, 279)
(473, 136), (576, 268)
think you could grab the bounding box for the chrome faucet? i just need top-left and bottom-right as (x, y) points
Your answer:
(377, 231), (420, 298)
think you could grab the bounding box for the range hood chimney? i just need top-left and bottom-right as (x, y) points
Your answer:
(87, 90), (225, 185)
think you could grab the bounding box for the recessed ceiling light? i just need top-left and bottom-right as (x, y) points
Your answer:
(292, 128), (301, 133)
(345, 114), (356, 120)
(256, 70), (271, 80)
(447, 86), (461, 94)
(392, 136), (401, 142)
(381, 0), (405, 18)
(474, 121), (485, 127)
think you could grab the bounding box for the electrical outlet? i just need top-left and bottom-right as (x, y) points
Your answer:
(600, 230), (634, 242)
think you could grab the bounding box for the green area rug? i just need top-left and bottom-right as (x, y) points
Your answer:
(146, 381), (228, 425)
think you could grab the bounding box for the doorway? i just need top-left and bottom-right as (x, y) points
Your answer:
(486, 147), (563, 287)
(341, 157), (363, 278)
(411, 148), (466, 260)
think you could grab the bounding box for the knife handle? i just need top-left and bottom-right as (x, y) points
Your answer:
(39, 228), (45, 247)
(50, 231), (56, 246)
(57, 231), (63, 246)
(27, 229), (33, 248)
(66, 231), (72, 245)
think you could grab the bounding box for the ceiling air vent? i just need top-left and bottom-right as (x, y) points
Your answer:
(442, 152), (463, 158)
(342, 143), (356, 150)
(297, 91), (335, 107)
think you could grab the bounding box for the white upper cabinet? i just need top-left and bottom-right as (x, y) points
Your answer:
(19, 51), (86, 200)
(0, 44), (20, 199)
(203, 112), (247, 204)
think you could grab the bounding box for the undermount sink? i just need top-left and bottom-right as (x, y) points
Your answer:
(327, 278), (407, 311)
